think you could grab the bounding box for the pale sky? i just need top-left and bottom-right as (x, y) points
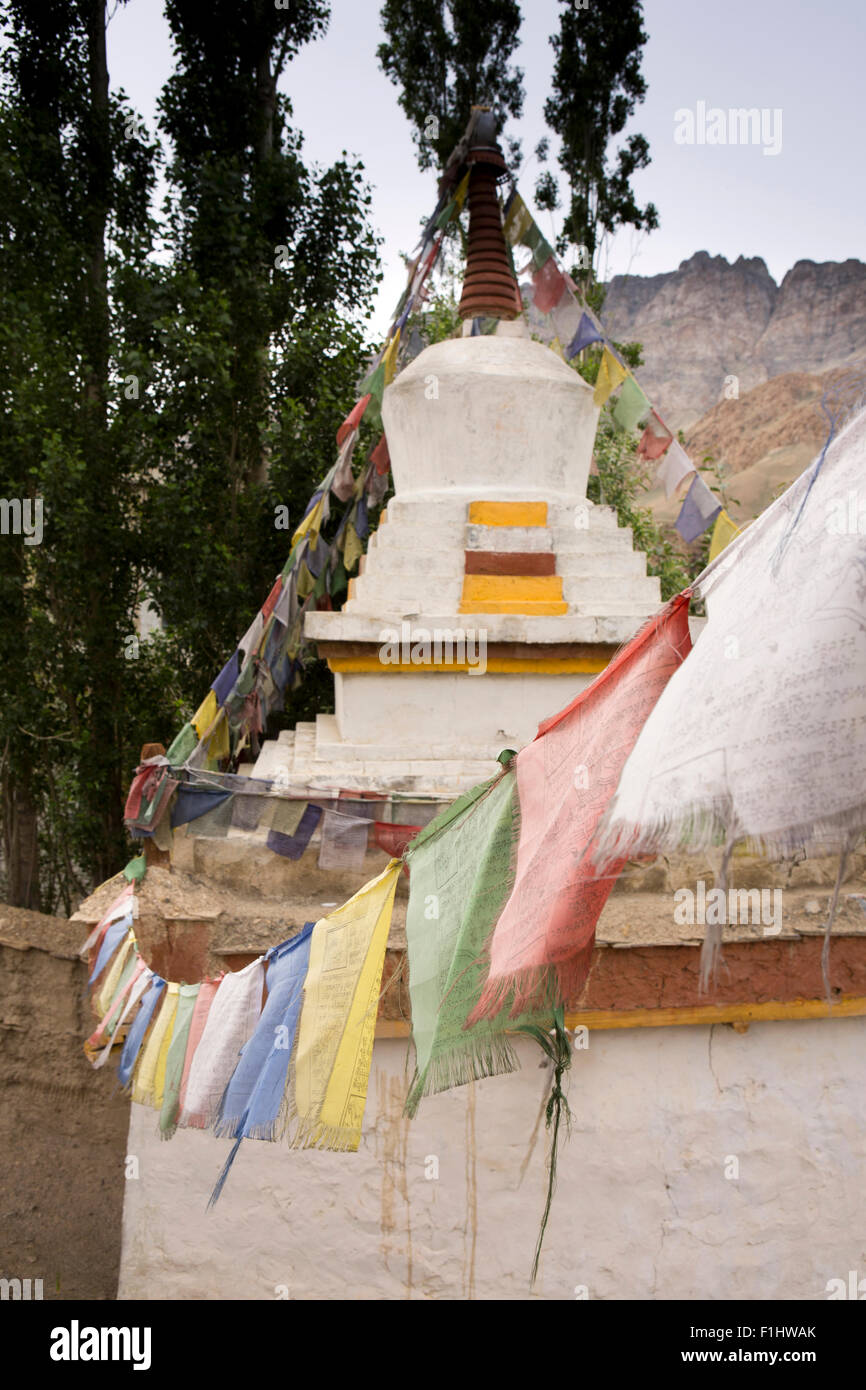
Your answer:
(107, 0), (865, 336)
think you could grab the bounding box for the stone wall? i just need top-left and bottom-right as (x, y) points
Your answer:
(0, 909), (129, 1300)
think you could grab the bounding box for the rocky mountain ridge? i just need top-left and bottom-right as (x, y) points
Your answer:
(604, 251), (866, 430)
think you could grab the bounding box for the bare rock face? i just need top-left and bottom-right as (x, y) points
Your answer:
(755, 259), (866, 377)
(603, 252), (866, 429)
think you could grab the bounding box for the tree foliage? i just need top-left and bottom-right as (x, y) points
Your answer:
(540, 0), (658, 285)
(378, 0), (524, 170)
(0, 0), (382, 910)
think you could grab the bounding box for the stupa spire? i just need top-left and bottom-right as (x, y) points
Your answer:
(449, 107), (521, 322)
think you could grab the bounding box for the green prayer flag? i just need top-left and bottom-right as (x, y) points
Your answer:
(123, 855), (146, 883)
(532, 237), (555, 270)
(159, 984), (200, 1137)
(166, 722), (197, 767)
(360, 361), (386, 406)
(404, 772), (546, 1117)
(265, 798), (308, 836)
(612, 375), (651, 434)
(436, 196), (457, 229)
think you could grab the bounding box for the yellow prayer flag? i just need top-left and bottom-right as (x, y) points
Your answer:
(206, 708), (230, 763)
(343, 520), (364, 573)
(132, 984), (178, 1107)
(151, 984), (179, 1110)
(291, 492), (326, 550)
(549, 336), (565, 360)
(290, 861), (401, 1152)
(96, 931), (134, 1018)
(593, 347), (628, 407)
(454, 170), (470, 213)
(709, 509), (742, 562)
(503, 193), (533, 247)
(383, 328), (401, 386)
(192, 689), (219, 741)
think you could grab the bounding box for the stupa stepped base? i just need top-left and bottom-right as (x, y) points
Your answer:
(252, 721), (501, 797)
(338, 493), (661, 623)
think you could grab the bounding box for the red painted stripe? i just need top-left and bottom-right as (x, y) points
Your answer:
(464, 550), (556, 576)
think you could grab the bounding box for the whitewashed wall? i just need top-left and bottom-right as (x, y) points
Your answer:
(118, 1020), (866, 1300)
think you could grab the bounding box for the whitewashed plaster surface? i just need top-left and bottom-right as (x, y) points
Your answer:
(119, 1021), (866, 1301)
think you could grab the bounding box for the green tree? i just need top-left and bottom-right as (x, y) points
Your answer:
(0, 0), (163, 902)
(140, 0), (382, 726)
(378, 0), (524, 171)
(537, 0), (658, 294)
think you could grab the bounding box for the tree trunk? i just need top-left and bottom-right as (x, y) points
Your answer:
(3, 769), (41, 910)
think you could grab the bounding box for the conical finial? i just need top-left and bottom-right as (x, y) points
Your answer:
(456, 108), (521, 322)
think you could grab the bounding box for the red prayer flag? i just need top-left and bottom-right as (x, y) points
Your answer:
(373, 822), (422, 858)
(637, 410), (673, 462)
(531, 256), (567, 315)
(469, 592), (693, 1021)
(337, 395), (371, 447)
(370, 433), (390, 476)
(261, 576), (283, 622)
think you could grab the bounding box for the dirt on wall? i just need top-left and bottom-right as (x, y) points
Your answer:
(0, 907), (130, 1301)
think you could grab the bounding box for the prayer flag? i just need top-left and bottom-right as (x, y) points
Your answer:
(192, 690), (219, 741)
(504, 192), (533, 246)
(403, 775), (546, 1115)
(266, 802), (322, 859)
(210, 926), (315, 1201)
(373, 822), (421, 858)
(264, 797), (308, 836)
(594, 405), (866, 980)
(383, 329), (401, 386)
(469, 593), (693, 1021)
(132, 982), (179, 1108)
(291, 490), (327, 550)
(337, 395), (371, 447)
(159, 984), (200, 1138)
(370, 433), (390, 476)
(332, 429), (358, 503)
(118, 977), (166, 1090)
(291, 861), (401, 1151)
(593, 348), (627, 407)
(612, 376), (651, 434)
(708, 509), (742, 560)
(566, 313), (603, 359)
(531, 257), (567, 315)
(674, 474), (722, 543)
(211, 650), (241, 707)
(177, 977), (221, 1119)
(655, 439), (696, 498)
(178, 958), (266, 1130)
(171, 786), (232, 829)
(317, 811), (370, 871)
(637, 411), (673, 461)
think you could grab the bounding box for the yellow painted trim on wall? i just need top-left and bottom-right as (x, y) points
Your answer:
(462, 574), (563, 602)
(327, 656), (610, 674)
(468, 501), (548, 527)
(459, 573), (567, 615)
(460, 599), (569, 615)
(347, 577), (357, 600)
(374, 995), (866, 1038)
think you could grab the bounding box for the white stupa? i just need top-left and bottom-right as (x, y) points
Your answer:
(253, 123), (661, 801)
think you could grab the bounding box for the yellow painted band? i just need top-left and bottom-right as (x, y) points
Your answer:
(327, 657), (609, 674)
(458, 597), (572, 614)
(374, 995), (866, 1037)
(461, 574), (563, 602)
(468, 501), (548, 527)
(459, 600), (569, 615)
